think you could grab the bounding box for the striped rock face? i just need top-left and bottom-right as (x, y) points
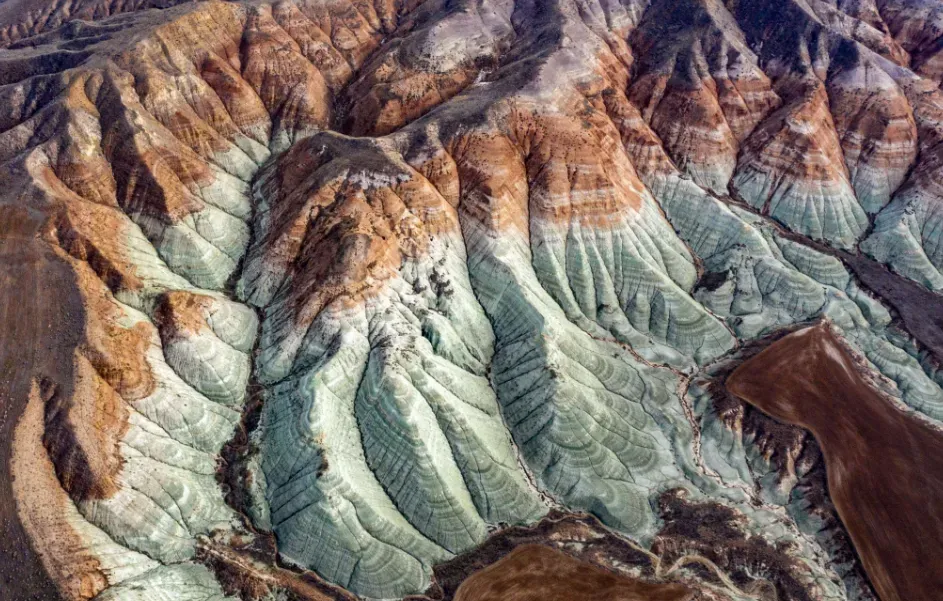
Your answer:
(1, 1), (942, 601)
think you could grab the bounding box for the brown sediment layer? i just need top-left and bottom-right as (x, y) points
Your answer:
(416, 513), (679, 601)
(452, 544), (692, 601)
(0, 206), (82, 601)
(727, 322), (943, 601)
(44, 257), (150, 503)
(153, 290), (213, 340)
(0, 203), (147, 597)
(734, 80), (851, 203)
(840, 253), (943, 362)
(41, 354), (129, 501)
(12, 382), (109, 600)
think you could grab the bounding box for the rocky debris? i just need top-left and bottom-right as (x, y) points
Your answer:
(0, 0), (201, 48)
(654, 489), (824, 601)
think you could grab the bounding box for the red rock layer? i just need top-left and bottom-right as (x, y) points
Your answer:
(12, 383), (111, 600)
(0, 1), (401, 597)
(341, 0), (513, 136)
(5, 0), (943, 599)
(240, 132), (457, 330)
(628, 0), (780, 193)
(826, 42), (917, 212)
(0, 207), (87, 600)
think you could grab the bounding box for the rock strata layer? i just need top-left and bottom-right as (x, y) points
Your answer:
(1, 0), (943, 600)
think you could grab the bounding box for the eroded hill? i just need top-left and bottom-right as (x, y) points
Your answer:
(1, 0), (942, 600)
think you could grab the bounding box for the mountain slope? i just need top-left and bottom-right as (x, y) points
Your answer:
(0, 1), (942, 600)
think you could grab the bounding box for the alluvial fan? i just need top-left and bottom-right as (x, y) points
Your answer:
(0, 0), (941, 600)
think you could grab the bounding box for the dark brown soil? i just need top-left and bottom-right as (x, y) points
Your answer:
(0, 208), (82, 601)
(840, 252), (943, 361)
(418, 512), (659, 601)
(774, 221), (943, 363)
(452, 544), (692, 601)
(727, 323), (943, 601)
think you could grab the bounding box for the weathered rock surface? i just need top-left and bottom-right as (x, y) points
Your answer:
(1, 0), (943, 600)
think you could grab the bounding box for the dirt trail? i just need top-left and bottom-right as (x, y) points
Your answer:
(727, 323), (943, 601)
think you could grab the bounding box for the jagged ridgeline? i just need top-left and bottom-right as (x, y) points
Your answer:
(1, 0), (942, 600)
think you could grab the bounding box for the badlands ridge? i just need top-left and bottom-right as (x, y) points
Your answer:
(0, 0), (942, 600)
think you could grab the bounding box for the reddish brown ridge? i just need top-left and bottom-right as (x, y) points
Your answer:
(726, 322), (943, 601)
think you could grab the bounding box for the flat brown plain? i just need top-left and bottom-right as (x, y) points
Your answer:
(726, 322), (943, 601)
(453, 544), (692, 601)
